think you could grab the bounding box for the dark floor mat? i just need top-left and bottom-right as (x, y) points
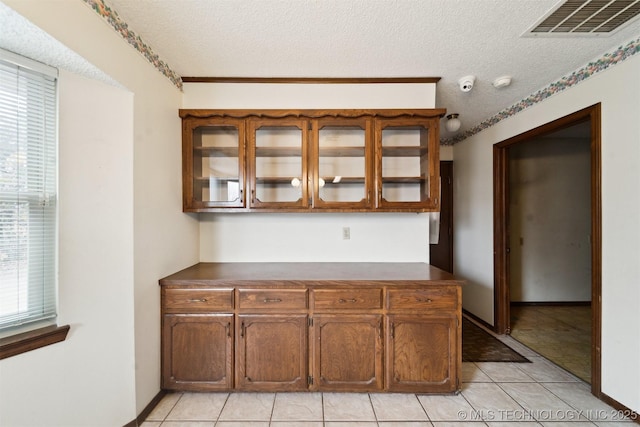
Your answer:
(463, 318), (530, 362)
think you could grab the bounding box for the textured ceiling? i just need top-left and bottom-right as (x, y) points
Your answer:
(103, 0), (640, 141)
(0, 2), (121, 88)
(5, 0), (640, 142)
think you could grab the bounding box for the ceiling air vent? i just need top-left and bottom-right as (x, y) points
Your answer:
(525, 0), (640, 36)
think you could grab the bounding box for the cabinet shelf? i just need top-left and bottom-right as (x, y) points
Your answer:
(195, 176), (240, 184)
(250, 176), (424, 185)
(254, 146), (367, 158)
(318, 147), (366, 157)
(255, 147), (302, 157)
(324, 176), (366, 184)
(254, 176), (367, 185)
(381, 146), (428, 157)
(195, 146), (240, 157)
(383, 176), (426, 184)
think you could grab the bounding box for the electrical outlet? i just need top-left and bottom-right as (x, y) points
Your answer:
(342, 227), (350, 240)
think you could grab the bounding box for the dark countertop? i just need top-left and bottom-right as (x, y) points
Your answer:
(160, 262), (463, 286)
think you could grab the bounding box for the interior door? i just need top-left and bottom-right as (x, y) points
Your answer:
(429, 161), (453, 272)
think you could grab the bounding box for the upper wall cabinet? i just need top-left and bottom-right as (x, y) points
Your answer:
(182, 116), (246, 210)
(376, 118), (439, 210)
(248, 118), (310, 210)
(179, 109), (445, 213)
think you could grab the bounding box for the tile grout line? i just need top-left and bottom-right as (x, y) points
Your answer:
(367, 392), (378, 424)
(163, 392), (184, 423)
(214, 392), (230, 426)
(412, 392), (432, 424)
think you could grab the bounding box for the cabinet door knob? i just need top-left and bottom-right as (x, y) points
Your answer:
(338, 298), (357, 304)
(416, 298), (433, 303)
(263, 298), (282, 303)
(188, 298), (207, 303)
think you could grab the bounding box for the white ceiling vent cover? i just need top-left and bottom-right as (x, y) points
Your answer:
(524, 0), (640, 36)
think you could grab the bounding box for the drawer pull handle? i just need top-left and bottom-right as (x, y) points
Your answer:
(188, 298), (208, 303)
(263, 298), (282, 303)
(416, 298), (433, 303)
(338, 298), (358, 304)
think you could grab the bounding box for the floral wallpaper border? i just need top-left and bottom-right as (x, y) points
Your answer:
(441, 36), (640, 145)
(83, 0), (637, 141)
(82, 0), (183, 90)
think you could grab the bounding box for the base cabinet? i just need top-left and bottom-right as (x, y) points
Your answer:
(312, 315), (383, 391)
(386, 315), (458, 392)
(160, 263), (463, 393)
(236, 314), (308, 391)
(162, 314), (233, 391)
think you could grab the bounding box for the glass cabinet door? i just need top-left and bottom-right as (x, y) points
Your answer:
(312, 118), (372, 209)
(375, 118), (440, 210)
(184, 118), (245, 210)
(248, 119), (309, 209)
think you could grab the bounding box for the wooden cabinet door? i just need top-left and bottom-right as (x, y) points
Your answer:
(386, 315), (457, 392)
(374, 117), (440, 211)
(310, 118), (374, 210)
(312, 314), (383, 391)
(247, 118), (310, 210)
(162, 314), (233, 391)
(181, 116), (245, 211)
(236, 314), (308, 391)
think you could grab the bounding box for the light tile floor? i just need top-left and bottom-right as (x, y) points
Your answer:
(143, 321), (634, 426)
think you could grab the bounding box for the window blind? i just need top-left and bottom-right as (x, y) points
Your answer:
(0, 50), (57, 332)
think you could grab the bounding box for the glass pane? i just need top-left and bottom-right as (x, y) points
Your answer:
(193, 126), (240, 203)
(381, 125), (429, 203)
(318, 126), (366, 203)
(255, 126), (303, 203)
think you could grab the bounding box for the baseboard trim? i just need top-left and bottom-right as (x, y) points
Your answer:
(122, 390), (167, 427)
(462, 309), (496, 332)
(597, 392), (639, 424)
(510, 301), (591, 306)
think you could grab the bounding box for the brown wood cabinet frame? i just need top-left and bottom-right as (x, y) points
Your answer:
(160, 262), (462, 394)
(179, 109), (445, 213)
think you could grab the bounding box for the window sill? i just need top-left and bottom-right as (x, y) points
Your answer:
(0, 324), (70, 360)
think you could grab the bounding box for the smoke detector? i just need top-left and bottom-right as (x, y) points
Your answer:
(493, 76), (512, 88)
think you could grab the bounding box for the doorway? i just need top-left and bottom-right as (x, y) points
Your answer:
(493, 104), (602, 395)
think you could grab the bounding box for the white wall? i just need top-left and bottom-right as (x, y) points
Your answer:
(509, 136), (591, 302)
(182, 82), (436, 109)
(454, 54), (640, 412)
(0, 71), (136, 427)
(440, 145), (454, 161)
(184, 82), (437, 263)
(0, 1), (199, 424)
(201, 213), (429, 262)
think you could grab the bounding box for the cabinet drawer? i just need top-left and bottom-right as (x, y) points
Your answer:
(387, 287), (457, 311)
(313, 289), (383, 310)
(238, 289), (308, 310)
(164, 288), (233, 312)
